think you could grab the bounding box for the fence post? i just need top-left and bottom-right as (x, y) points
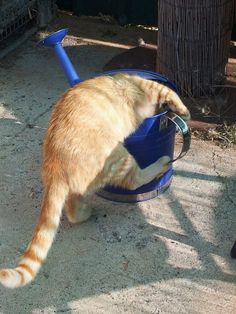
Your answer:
(156, 0), (235, 97)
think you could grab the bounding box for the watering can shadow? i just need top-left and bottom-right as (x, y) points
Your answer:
(40, 28), (191, 203)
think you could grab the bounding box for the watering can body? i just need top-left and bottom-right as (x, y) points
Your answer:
(94, 69), (178, 202)
(40, 29), (191, 202)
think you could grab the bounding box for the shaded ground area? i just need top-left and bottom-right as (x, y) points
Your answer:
(0, 12), (236, 314)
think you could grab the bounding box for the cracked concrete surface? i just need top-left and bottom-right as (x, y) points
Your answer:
(0, 28), (236, 314)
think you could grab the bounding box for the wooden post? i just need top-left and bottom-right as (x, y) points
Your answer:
(156, 0), (235, 96)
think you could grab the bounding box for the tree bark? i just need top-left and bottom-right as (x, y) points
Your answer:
(156, 0), (235, 97)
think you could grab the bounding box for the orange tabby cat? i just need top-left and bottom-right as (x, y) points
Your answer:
(0, 73), (190, 288)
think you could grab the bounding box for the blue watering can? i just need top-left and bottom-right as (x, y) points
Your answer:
(40, 29), (191, 202)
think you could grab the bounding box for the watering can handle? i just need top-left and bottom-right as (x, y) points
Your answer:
(167, 112), (191, 163)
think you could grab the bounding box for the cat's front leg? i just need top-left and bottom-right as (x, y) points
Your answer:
(163, 92), (190, 121)
(154, 82), (190, 121)
(130, 155), (171, 189)
(109, 145), (171, 190)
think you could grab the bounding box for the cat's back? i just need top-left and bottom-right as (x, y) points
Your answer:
(44, 75), (138, 151)
(53, 73), (141, 118)
(55, 76), (115, 115)
(48, 75), (138, 136)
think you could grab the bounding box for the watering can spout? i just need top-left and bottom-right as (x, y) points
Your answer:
(40, 28), (81, 87)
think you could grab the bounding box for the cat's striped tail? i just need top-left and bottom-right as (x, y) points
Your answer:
(0, 182), (69, 288)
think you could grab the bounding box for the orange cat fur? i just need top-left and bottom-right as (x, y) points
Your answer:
(0, 73), (190, 288)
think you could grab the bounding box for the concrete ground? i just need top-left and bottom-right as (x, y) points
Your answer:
(0, 17), (236, 314)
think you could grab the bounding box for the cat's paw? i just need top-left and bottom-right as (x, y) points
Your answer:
(157, 155), (171, 166)
(180, 109), (191, 121)
(74, 204), (92, 223)
(155, 155), (171, 178)
(66, 202), (92, 224)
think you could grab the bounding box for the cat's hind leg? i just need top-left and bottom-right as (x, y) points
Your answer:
(64, 194), (92, 224)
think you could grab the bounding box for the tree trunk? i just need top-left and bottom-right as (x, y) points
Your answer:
(156, 0), (235, 97)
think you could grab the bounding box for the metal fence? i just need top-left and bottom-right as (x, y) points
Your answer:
(0, 0), (38, 42)
(0, 0), (57, 45)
